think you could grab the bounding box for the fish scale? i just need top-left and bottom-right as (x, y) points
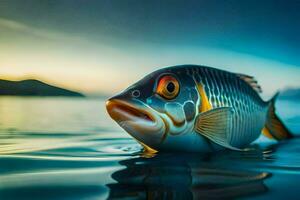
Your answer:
(191, 66), (268, 147)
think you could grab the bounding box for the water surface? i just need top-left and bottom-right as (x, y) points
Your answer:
(0, 97), (299, 200)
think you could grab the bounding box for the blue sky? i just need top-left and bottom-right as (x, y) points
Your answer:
(0, 0), (299, 96)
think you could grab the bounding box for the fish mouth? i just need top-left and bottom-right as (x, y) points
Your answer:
(106, 97), (166, 150)
(106, 99), (154, 123)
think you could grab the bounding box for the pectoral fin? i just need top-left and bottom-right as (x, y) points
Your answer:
(195, 107), (241, 151)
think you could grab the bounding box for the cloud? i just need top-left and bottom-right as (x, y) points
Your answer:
(0, 17), (86, 43)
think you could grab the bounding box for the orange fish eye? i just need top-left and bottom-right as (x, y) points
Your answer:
(156, 75), (180, 99)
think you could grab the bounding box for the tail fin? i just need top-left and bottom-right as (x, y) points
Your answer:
(262, 92), (293, 140)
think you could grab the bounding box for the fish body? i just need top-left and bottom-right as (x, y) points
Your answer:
(106, 65), (292, 152)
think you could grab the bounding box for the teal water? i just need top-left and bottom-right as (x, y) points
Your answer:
(0, 97), (299, 200)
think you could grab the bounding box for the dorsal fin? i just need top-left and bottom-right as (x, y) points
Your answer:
(236, 73), (262, 93)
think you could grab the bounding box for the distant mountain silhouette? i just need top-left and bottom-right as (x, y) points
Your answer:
(0, 79), (84, 97)
(279, 88), (300, 100)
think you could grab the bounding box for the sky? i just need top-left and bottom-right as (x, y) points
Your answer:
(0, 0), (299, 97)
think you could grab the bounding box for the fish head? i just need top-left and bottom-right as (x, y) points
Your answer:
(106, 66), (199, 151)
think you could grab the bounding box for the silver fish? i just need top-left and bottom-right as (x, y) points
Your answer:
(106, 65), (292, 152)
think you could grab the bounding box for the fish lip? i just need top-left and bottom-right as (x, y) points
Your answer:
(106, 99), (154, 123)
(106, 98), (166, 150)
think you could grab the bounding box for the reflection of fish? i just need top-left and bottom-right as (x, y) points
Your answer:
(106, 65), (292, 152)
(107, 153), (270, 200)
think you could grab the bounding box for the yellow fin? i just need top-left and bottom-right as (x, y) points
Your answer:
(196, 83), (212, 112)
(264, 93), (293, 140)
(262, 127), (274, 139)
(139, 141), (158, 154)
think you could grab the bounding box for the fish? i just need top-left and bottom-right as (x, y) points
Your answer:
(106, 65), (293, 152)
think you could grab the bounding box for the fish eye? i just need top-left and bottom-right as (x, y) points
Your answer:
(156, 75), (180, 100)
(131, 89), (140, 98)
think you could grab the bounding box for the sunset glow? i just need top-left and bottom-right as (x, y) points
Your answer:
(0, 1), (299, 96)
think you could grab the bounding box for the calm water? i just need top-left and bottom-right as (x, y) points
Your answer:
(0, 97), (299, 200)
